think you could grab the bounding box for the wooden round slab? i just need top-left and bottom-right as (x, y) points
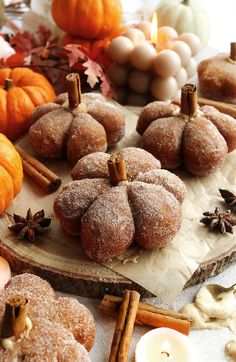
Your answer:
(1, 104), (236, 299)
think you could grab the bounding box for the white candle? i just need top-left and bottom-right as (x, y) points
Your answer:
(172, 41), (191, 66)
(0, 256), (11, 290)
(129, 70), (151, 94)
(108, 63), (129, 86)
(151, 77), (178, 101)
(135, 328), (198, 362)
(130, 43), (157, 71)
(153, 50), (181, 78)
(123, 28), (146, 46)
(108, 36), (134, 64)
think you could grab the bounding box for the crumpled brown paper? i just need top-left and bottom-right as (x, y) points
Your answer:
(4, 96), (236, 303)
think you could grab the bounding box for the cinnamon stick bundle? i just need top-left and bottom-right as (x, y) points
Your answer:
(100, 294), (191, 336)
(16, 145), (61, 193)
(109, 290), (140, 362)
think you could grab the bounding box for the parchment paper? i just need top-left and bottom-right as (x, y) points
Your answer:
(6, 96), (236, 303)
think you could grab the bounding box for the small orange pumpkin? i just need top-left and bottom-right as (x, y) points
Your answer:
(0, 67), (56, 141)
(0, 133), (23, 214)
(51, 0), (122, 39)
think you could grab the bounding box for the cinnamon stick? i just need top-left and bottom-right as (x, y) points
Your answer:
(1, 296), (29, 340)
(198, 96), (236, 119)
(230, 42), (236, 61)
(107, 154), (128, 186)
(109, 290), (140, 362)
(100, 294), (191, 336)
(16, 145), (61, 193)
(66, 73), (81, 110)
(180, 83), (197, 117)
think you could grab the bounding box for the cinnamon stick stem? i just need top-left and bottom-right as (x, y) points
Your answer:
(66, 73), (81, 110)
(181, 83), (198, 117)
(15, 145), (61, 193)
(230, 42), (236, 61)
(1, 296), (29, 340)
(109, 290), (140, 362)
(198, 97), (236, 118)
(107, 154), (128, 186)
(100, 295), (191, 336)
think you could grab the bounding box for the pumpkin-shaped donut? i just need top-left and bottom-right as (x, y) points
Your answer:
(198, 43), (236, 103)
(28, 74), (125, 165)
(0, 273), (95, 361)
(54, 147), (186, 262)
(136, 84), (236, 176)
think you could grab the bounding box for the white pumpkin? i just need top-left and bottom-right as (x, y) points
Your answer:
(156, 0), (210, 46)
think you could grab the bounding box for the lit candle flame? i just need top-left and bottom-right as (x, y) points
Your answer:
(150, 12), (158, 44)
(161, 340), (171, 355)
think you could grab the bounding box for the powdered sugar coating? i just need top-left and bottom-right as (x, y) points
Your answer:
(137, 99), (236, 175)
(30, 102), (61, 124)
(72, 152), (111, 180)
(87, 101), (125, 145)
(55, 148), (186, 261)
(29, 109), (72, 158)
(67, 113), (107, 164)
(127, 182), (182, 249)
(0, 273), (95, 357)
(72, 147), (161, 182)
(81, 186), (135, 262)
(183, 116), (228, 175)
(198, 54), (236, 103)
(19, 318), (90, 361)
(54, 179), (110, 235)
(135, 169), (186, 204)
(201, 105), (236, 152)
(56, 297), (95, 351)
(119, 147), (161, 180)
(29, 95), (125, 164)
(137, 101), (179, 135)
(142, 117), (186, 169)
(2, 273), (56, 321)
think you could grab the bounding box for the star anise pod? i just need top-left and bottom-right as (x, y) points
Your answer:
(219, 189), (236, 212)
(200, 207), (236, 234)
(8, 209), (51, 242)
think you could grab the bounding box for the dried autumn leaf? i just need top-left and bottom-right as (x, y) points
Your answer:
(37, 25), (52, 46)
(100, 72), (115, 98)
(10, 31), (37, 53)
(83, 58), (103, 88)
(64, 44), (86, 67)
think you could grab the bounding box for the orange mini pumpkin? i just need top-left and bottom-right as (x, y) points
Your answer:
(51, 0), (122, 39)
(0, 133), (23, 214)
(0, 68), (56, 141)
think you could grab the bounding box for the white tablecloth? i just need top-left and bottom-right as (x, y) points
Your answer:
(63, 263), (236, 362)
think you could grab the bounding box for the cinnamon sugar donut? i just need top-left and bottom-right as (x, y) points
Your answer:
(137, 98), (236, 176)
(0, 274), (95, 354)
(54, 147), (186, 262)
(198, 54), (236, 103)
(54, 179), (111, 236)
(29, 93), (125, 165)
(56, 297), (95, 351)
(3, 273), (56, 321)
(71, 147), (161, 181)
(0, 319), (90, 362)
